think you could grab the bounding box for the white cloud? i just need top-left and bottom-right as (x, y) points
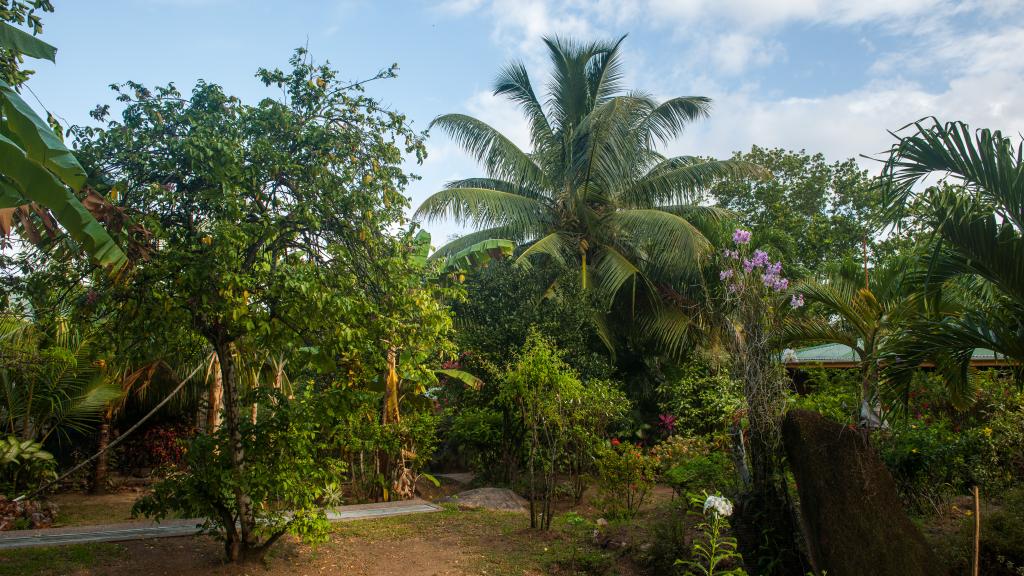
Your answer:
(667, 71), (1024, 172)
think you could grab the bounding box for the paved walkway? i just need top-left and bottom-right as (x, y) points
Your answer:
(0, 499), (439, 550)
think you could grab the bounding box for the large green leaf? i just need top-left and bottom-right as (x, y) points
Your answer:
(0, 133), (126, 269)
(0, 22), (56, 62)
(1, 79), (86, 189)
(444, 238), (514, 272)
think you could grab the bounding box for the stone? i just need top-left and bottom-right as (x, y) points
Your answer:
(783, 409), (946, 576)
(438, 487), (528, 512)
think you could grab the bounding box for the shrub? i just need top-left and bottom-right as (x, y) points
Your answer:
(117, 421), (194, 474)
(0, 437), (55, 497)
(634, 498), (693, 575)
(444, 406), (504, 477)
(652, 436), (738, 497)
(658, 361), (743, 437)
(594, 442), (657, 519)
(497, 331), (585, 530)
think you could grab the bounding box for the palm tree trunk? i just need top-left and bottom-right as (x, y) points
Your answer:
(90, 407), (113, 494)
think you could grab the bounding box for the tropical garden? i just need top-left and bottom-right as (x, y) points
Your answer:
(0, 4), (1021, 576)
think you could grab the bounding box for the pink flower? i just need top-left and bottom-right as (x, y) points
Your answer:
(719, 269), (734, 280)
(732, 229), (752, 245)
(790, 293), (805, 308)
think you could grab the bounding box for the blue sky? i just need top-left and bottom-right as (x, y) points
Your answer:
(23, 0), (1024, 242)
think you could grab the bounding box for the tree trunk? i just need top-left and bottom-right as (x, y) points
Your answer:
(206, 352), (222, 433)
(383, 347), (400, 424)
(90, 407), (113, 494)
(214, 340), (254, 562)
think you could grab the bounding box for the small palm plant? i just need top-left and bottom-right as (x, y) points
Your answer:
(0, 315), (121, 446)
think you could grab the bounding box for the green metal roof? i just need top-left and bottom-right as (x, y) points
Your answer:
(782, 343), (1007, 365)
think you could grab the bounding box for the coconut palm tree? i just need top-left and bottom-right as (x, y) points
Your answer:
(415, 36), (761, 354)
(879, 118), (1024, 402)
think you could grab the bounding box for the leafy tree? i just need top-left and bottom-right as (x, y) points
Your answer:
(498, 331), (585, 530)
(880, 119), (1024, 401)
(706, 146), (877, 277)
(416, 36), (760, 354)
(74, 49), (451, 561)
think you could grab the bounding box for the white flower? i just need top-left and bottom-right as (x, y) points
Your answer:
(703, 495), (733, 518)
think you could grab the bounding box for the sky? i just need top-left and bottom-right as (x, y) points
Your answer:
(23, 0), (1024, 243)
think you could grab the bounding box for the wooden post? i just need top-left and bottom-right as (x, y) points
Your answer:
(973, 485), (981, 576)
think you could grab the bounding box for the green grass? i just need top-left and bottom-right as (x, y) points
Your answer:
(0, 543), (126, 576)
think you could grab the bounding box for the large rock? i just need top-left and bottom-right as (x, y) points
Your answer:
(783, 409), (945, 576)
(438, 487), (528, 512)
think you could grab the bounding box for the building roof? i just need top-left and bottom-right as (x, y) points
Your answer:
(782, 343), (1012, 368)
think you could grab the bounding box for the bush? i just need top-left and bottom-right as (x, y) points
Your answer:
(444, 406), (504, 478)
(787, 367), (860, 425)
(633, 498), (692, 575)
(117, 421), (194, 475)
(594, 442), (657, 519)
(658, 361), (742, 437)
(652, 435), (738, 497)
(0, 437), (55, 497)
(929, 486), (1024, 575)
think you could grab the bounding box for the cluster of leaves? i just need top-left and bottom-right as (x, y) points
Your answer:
(705, 146), (878, 279)
(0, 435), (54, 495)
(875, 371), (1024, 514)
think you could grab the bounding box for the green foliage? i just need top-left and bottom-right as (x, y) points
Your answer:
(76, 49), (453, 561)
(929, 486), (1024, 576)
(443, 405), (504, 477)
(877, 378), (1024, 514)
(654, 436), (738, 497)
(452, 258), (614, 383)
(0, 316), (121, 446)
(634, 498), (693, 576)
(563, 378), (630, 503)
(707, 146), (878, 277)
(0, 2), (127, 270)
(0, 1), (54, 87)
(134, 389), (345, 557)
(658, 360), (742, 437)
(787, 367), (860, 425)
(594, 441), (657, 519)
(497, 331), (585, 529)
(880, 118), (1024, 403)
(0, 435), (54, 495)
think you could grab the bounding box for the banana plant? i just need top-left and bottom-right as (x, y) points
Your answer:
(0, 21), (127, 270)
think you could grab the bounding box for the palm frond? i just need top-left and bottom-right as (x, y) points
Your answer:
(429, 114), (548, 187)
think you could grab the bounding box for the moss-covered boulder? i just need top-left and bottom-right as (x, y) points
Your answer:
(782, 409), (945, 576)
